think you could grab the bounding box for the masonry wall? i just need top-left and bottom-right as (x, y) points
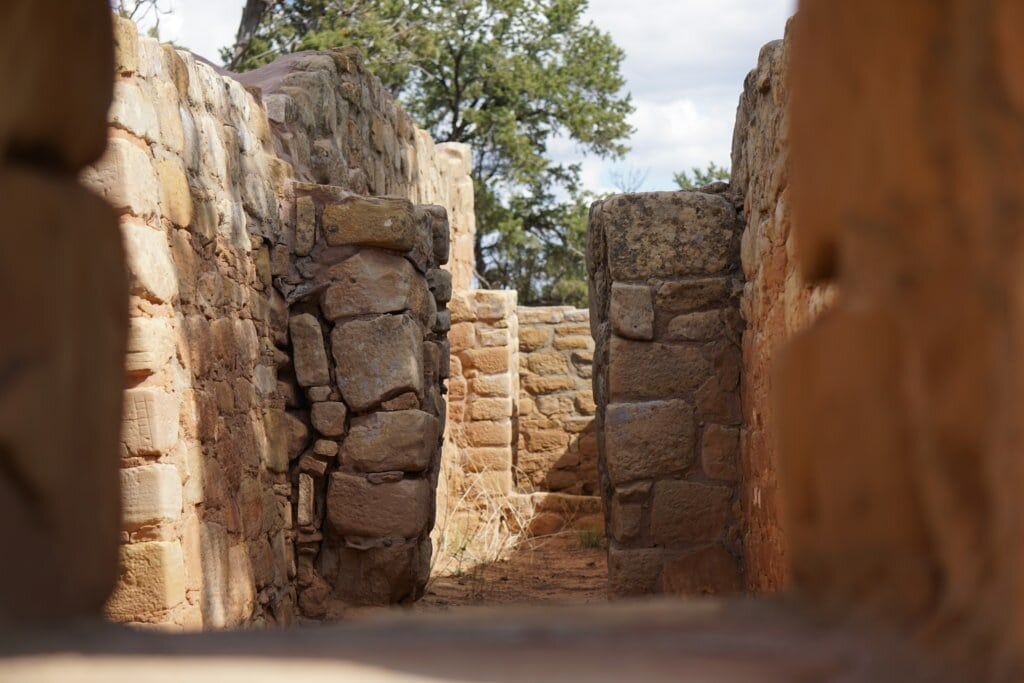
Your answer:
(80, 16), (467, 629)
(587, 191), (745, 597)
(730, 30), (832, 591)
(516, 307), (598, 496)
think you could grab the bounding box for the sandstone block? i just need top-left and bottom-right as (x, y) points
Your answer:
(472, 290), (515, 321)
(120, 464), (182, 527)
(428, 268), (453, 303)
(295, 195), (316, 256)
(662, 545), (741, 596)
(122, 221), (178, 304)
(650, 481), (732, 545)
(609, 338), (712, 402)
(321, 196), (426, 256)
(524, 429), (570, 452)
(326, 473), (431, 539)
(155, 157), (193, 228)
(601, 192), (741, 280)
(605, 400), (695, 485)
(467, 397), (514, 421)
(331, 542), (422, 606)
(610, 500), (643, 543)
(666, 310), (726, 342)
(341, 410), (439, 473)
(521, 375), (576, 395)
(332, 315), (424, 412)
(463, 447), (513, 473)
(297, 474), (315, 529)
(608, 547), (663, 597)
(110, 79), (160, 144)
(322, 251), (434, 327)
(519, 327), (553, 352)
(461, 347), (510, 374)
(552, 335), (592, 351)
(289, 313), (331, 387)
(262, 409), (309, 473)
(465, 470), (513, 496)
(610, 283), (655, 341)
(696, 375), (742, 425)
(311, 401), (348, 437)
(122, 388), (180, 456)
(702, 424), (740, 481)
(527, 351), (569, 376)
(656, 278), (735, 315)
(425, 205), (451, 266)
(477, 327), (510, 348)
(465, 420), (513, 448)
(106, 541), (186, 620)
(82, 138), (160, 219)
(125, 317), (175, 376)
(313, 439), (339, 458)
(470, 375), (512, 398)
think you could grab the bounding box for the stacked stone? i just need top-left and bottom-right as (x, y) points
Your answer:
(0, 0), (126, 621)
(517, 306), (598, 496)
(277, 186), (451, 613)
(730, 31), (833, 592)
(587, 191), (745, 597)
(81, 18), (297, 629)
(445, 291), (521, 500)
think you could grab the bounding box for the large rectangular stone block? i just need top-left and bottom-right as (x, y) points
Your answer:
(121, 388), (180, 456)
(326, 472), (431, 539)
(650, 481), (732, 545)
(105, 541), (186, 621)
(605, 401), (695, 485)
(608, 338), (712, 402)
(125, 317), (175, 376)
(120, 464), (183, 527)
(341, 410), (439, 473)
(321, 251), (433, 326)
(332, 314), (424, 412)
(289, 313), (331, 387)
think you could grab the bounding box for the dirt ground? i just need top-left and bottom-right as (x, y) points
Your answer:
(417, 534), (608, 609)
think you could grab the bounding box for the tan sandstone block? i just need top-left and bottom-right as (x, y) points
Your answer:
(322, 251), (434, 328)
(610, 283), (654, 340)
(332, 314), (425, 412)
(341, 410), (439, 473)
(125, 317), (176, 376)
(120, 464), (182, 527)
(523, 429), (570, 452)
(155, 157), (193, 228)
(527, 352), (569, 376)
(461, 347), (510, 374)
(552, 335), (592, 351)
(262, 409), (310, 473)
(521, 375), (576, 395)
(106, 541), (186, 621)
(519, 327), (553, 352)
(295, 195), (316, 256)
(608, 338), (712, 402)
(326, 473), (431, 539)
(121, 221), (179, 303)
(466, 398), (513, 421)
(472, 291), (515, 321)
(650, 481), (732, 546)
(465, 420), (512, 447)
(321, 196), (423, 253)
(122, 388), (180, 456)
(605, 400), (695, 485)
(82, 138), (160, 219)
(463, 447), (513, 473)
(469, 374), (512, 398)
(289, 313), (331, 387)
(311, 401), (348, 437)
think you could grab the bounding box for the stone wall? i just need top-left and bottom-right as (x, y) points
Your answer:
(730, 29), (832, 591)
(0, 1), (126, 621)
(80, 16), (466, 628)
(281, 188), (450, 616)
(516, 307), (598, 496)
(587, 191), (745, 597)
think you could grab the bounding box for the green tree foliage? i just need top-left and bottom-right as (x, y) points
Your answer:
(673, 161), (730, 190)
(226, 0), (634, 306)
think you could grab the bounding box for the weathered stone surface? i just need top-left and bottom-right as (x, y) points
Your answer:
(607, 547), (663, 597)
(331, 315), (424, 412)
(608, 338), (712, 402)
(125, 317), (175, 376)
(105, 542), (186, 620)
(527, 352), (568, 376)
(154, 157), (193, 227)
(330, 542), (422, 606)
(605, 401), (695, 485)
(321, 196), (423, 253)
(601, 192), (741, 280)
(122, 388), (180, 456)
(650, 481), (732, 545)
(656, 277), (735, 314)
(82, 138), (160, 219)
(120, 464), (182, 527)
(311, 402), (348, 437)
(0, 0), (114, 170)
(122, 221), (178, 303)
(610, 284), (654, 340)
(294, 195), (316, 256)
(326, 472), (431, 539)
(464, 420), (513, 448)
(262, 409), (309, 473)
(322, 250), (434, 326)
(463, 447), (513, 473)
(341, 410), (438, 473)
(662, 545), (741, 596)
(466, 397), (513, 421)
(610, 500), (643, 543)
(666, 311), (726, 342)
(427, 268), (453, 303)
(461, 347), (510, 374)
(297, 474), (315, 529)
(289, 314), (331, 387)
(702, 425), (739, 481)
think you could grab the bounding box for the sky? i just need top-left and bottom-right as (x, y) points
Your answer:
(159, 0), (796, 193)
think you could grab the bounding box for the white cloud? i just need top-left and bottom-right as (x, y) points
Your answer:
(158, 0), (244, 63)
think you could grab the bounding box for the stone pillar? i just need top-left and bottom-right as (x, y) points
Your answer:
(279, 187), (451, 613)
(0, 0), (125, 620)
(781, 1), (1024, 678)
(588, 191), (744, 597)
